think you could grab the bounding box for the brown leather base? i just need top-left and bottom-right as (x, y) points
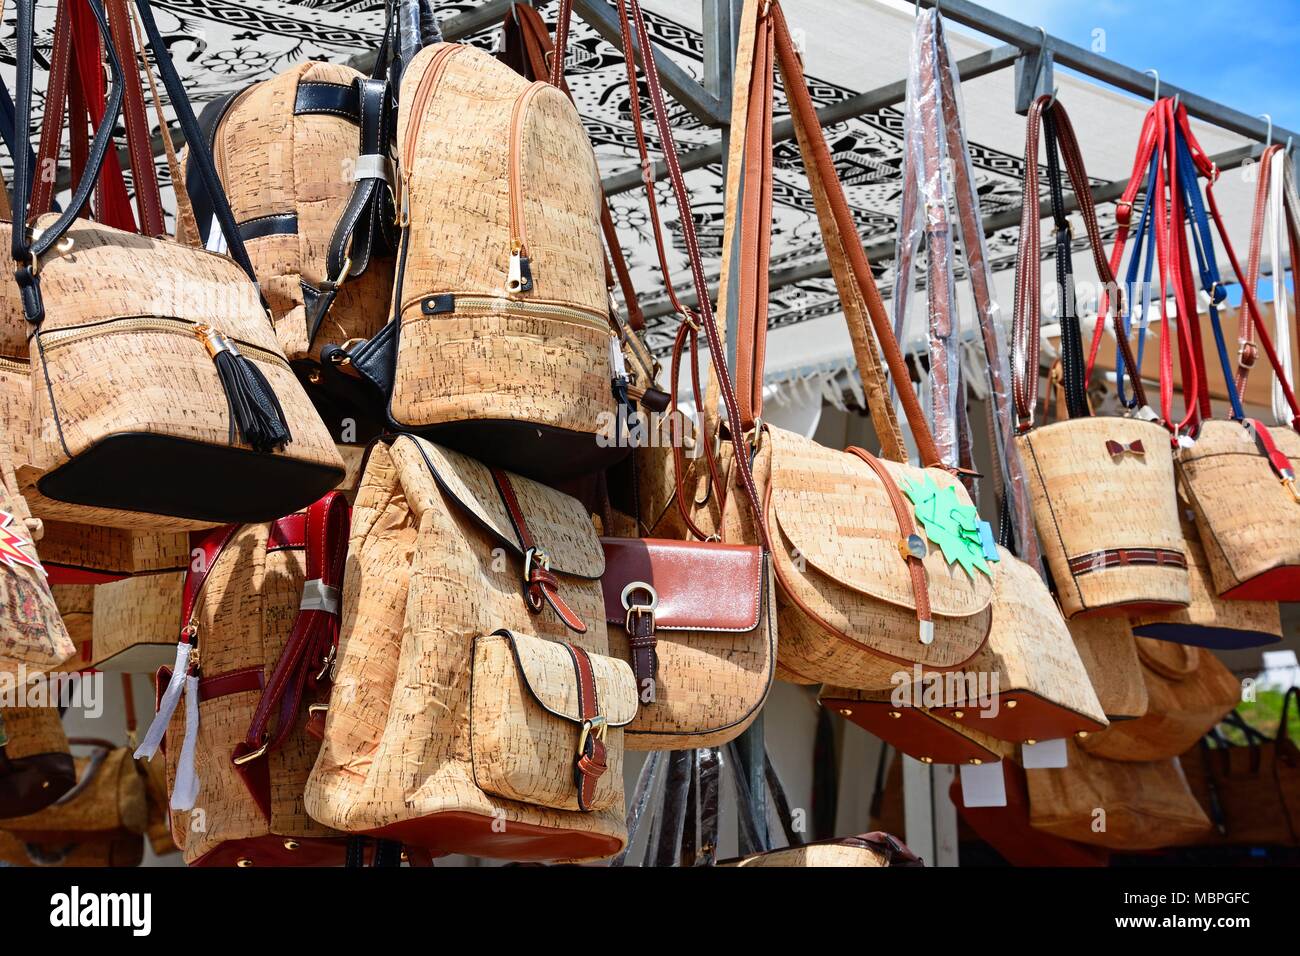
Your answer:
(931, 689), (1107, 742)
(824, 699), (1001, 765)
(1073, 600), (1187, 620)
(187, 835), (352, 868)
(361, 811), (623, 862)
(1220, 565), (1300, 602)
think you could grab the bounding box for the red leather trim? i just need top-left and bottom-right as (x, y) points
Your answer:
(361, 811), (622, 862)
(198, 666), (264, 703)
(930, 689), (1107, 740)
(183, 524), (242, 630)
(1220, 566), (1300, 602)
(823, 698), (1001, 765)
(266, 512), (309, 552)
(599, 537), (763, 632)
(1074, 600), (1187, 619)
(45, 566), (129, 586)
(185, 834), (352, 868)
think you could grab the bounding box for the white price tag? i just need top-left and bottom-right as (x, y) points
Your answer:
(205, 214), (228, 255)
(958, 760), (1007, 808)
(1021, 738), (1069, 769)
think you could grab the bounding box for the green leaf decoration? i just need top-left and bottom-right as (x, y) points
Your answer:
(901, 473), (992, 579)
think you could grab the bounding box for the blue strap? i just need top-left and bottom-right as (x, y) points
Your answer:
(1173, 129), (1245, 421)
(0, 74), (41, 199)
(1117, 152), (1160, 409)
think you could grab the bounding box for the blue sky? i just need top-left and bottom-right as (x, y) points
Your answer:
(967, 0), (1300, 134)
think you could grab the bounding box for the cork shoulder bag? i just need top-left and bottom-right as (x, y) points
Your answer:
(1011, 98), (1188, 620)
(305, 436), (636, 861)
(374, 40), (624, 483)
(134, 494), (353, 866)
(689, 1), (992, 692)
(8, 0), (343, 530)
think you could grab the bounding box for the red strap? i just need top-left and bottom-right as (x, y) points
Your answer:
(568, 643), (607, 812)
(232, 493), (351, 768)
(491, 469), (588, 633)
(1248, 418), (1298, 488)
(182, 522), (242, 641)
(69, 0), (136, 231)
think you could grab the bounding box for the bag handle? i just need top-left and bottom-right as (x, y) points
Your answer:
(12, 0), (262, 322)
(723, 1), (920, 466)
(1011, 96), (1147, 431)
(609, 0), (769, 550)
(1135, 636), (1198, 681)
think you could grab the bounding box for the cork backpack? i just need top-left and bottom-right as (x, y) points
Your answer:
(305, 436), (637, 862)
(323, 41), (625, 483)
(132, 494), (353, 866)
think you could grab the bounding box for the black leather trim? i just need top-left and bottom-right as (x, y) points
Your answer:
(186, 88), (241, 246)
(239, 212), (298, 242)
(294, 81), (360, 122)
(37, 433), (344, 524)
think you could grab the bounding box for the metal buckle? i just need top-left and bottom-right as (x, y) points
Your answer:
(620, 581), (659, 633)
(232, 738), (269, 766)
(577, 715), (608, 755)
(316, 645), (336, 682)
(523, 547), (550, 582)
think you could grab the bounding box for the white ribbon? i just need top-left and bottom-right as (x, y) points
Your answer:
(170, 674), (201, 812)
(133, 640), (191, 759)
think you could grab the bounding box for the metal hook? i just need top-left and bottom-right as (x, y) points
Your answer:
(1288, 135), (1294, 155)
(1144, 68), (1159, 103)
(1259, 113), (1273, 148)
(1044, 85), (1059, 111)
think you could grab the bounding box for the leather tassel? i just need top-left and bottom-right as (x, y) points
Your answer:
(196, 325), (292, 453)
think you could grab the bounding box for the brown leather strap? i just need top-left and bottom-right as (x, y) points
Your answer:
(1066, 547), (1187, 576)
(550, 0), (574, 88)
(105, 0), (164, 237)
(567, 642), (607, 812)
(1011, 95), (1146, 430)
(844, 446), (932, 632)
(615, 0), (770, 550)
(491, 468), (588, 633)
(723, 3), (933, 467)
(1238, 144), (1283, 393)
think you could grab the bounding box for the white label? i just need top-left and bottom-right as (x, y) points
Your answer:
(205, 214), (228, 255)
(1021, 737), (1068, 769)
(958, 760), (1007, 808)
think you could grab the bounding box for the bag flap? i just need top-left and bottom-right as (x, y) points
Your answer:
(394, 436), (604, 578)
(767, 429), (994, 617)
(599, 537), (764, 632)
(488, 630), (637, 727)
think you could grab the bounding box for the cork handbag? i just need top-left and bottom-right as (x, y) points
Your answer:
(305, 436), (637, 862)
(0, 738), (147, 867)
(0, 705), (74, 819)
(6, 0), (343, 531)
(132, 494), (353, 866)
(721, 832), (923, 868)
(1069, 617), (1149, 721)
(1011, 96), (1188, 620)
(0, 435), (73, 679)
(1077, 637), (1240, 763)
(348, 35), (625, 483)
(1027, 739), (1211, 851)
(675, 0), (991, 692)
(1137, 118), (1300, 602)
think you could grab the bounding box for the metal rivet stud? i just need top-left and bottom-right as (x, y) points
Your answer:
(236, 858), (254, 868)
(283, 840), (300, 851)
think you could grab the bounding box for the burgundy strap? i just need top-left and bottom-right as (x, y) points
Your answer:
(1066, 547), (1187, 576)
(1247, 418), (1300, 498)
(104, 0), (165, 236)
(232, 492), (350, 769)
(182, 522), (243, 642)
(1237, 144), (1284, 394)
(491, 469), (588, 633)
(567, 643), (607, 812)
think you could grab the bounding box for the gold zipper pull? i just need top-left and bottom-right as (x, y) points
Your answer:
(507, 239), (532, 294)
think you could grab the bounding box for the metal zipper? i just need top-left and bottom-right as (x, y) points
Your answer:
(507, 82), (546, 294)
(398, 44), (462, 229)
(407, 293), (614, 336)
(40, 316), (290, 369)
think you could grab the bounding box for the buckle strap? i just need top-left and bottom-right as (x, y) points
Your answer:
(491, 468), (588, 634)
(566, 643), (607, 812)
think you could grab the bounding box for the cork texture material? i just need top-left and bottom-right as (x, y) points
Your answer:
(304, 436), (629, 861)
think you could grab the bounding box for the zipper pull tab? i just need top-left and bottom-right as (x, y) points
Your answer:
(507, 239), (533, 294)
(399, 173), (412, 228)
